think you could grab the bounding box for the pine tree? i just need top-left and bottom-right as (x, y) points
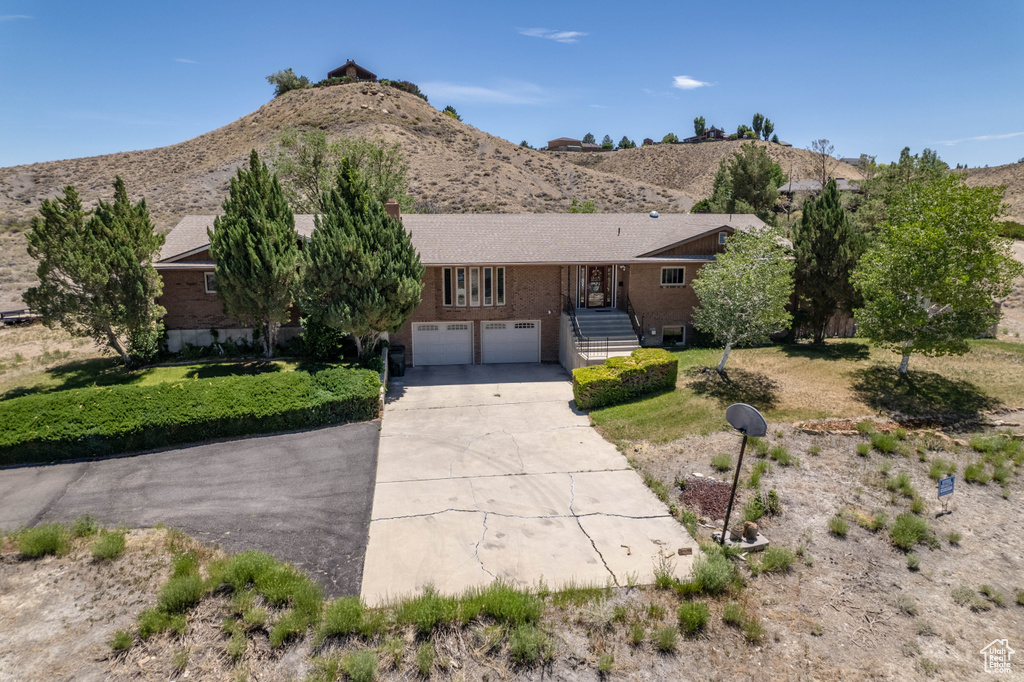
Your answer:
(582, 132), (596, 144)
(208, 150), (299, 358)
(24, 178), (165, 367)
(299, 160), (424, 360)
(792, 179), (864, 344)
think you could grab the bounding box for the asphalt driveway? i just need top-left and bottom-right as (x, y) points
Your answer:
(0, 422), (379, 597)
(361, 364), (697, 605)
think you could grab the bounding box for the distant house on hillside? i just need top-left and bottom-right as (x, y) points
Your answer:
(778, 178), (860, 195)
(546, 137), (582, 151)
(327, 60), (377, 82)
(840, 157), (867, 168)
(682, 127), (726, 144)
(642, 138), (655, 146)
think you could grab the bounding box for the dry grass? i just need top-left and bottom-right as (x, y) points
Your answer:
(562, 139), (867, 204)
(0, 83), (693, 236)
(592, 339), (1024, 444)
(962, 162), (1024, 223)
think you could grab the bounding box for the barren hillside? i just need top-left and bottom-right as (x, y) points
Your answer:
(558, 140), (867, 202)
(962, 162), (1024, 222)
(0, 83), (692, 234)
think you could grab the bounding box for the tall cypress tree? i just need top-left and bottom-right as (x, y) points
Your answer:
(24, 178), (165, 366)
(208, 149), (299, 358)
(299, 160), (424, 360)
(792, 179), (864, 344)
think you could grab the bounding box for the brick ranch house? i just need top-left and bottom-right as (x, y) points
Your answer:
(154, 210), (766, 368)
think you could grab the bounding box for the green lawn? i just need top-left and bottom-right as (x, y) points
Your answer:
(0, 357), (354, 401)
(589, 339), (1024, 444)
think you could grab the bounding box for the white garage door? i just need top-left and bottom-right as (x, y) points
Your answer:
(413, 322), (473, 366)
(481, 320), (540, 364)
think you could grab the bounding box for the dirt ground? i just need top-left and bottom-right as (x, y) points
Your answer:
(631, 416), (1024, 681)
(2, 411), (1022, 681)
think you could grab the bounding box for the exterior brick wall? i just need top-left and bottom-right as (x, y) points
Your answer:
(625, 263), (706, 345)
(392, 265), (566, 365)
(156, 269), (301, 331)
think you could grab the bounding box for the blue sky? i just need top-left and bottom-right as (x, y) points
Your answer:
(1, 0), (1022, 171)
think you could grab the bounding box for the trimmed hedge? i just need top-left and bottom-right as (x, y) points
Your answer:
(0, 367), (381, 466)
(572, 348), (678, 410)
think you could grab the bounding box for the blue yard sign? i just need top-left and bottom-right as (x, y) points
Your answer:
(938, 476), (955, 498)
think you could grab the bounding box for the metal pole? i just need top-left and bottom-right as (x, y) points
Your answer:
(719, 433), (748, 545)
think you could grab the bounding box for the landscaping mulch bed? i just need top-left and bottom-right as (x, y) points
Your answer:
(679, 477), (733, 520)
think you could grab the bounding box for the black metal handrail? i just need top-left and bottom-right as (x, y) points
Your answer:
(625, 294), (645, 345)
(562, 295), (609, 359)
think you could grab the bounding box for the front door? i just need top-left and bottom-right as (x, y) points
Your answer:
(586, 265), (610, 308)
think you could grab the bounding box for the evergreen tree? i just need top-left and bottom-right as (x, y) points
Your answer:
(24, 179), (165, 367)
(762, 119), (774, 141)
(771, 133), (779, 144)
(442, 105), (462, 121)
(582, 132), (596, 144)
(601, 134), (614, 149)
(694, 116), (706, 137)
(699, 144), (786, 224)
(299, 160), (424, 360)
(617, 136), (635, 149)
(792, 179), (864, 344)
(208, 150), (299, 358)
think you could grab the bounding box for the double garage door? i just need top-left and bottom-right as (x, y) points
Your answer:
(412, 321), (540, 366)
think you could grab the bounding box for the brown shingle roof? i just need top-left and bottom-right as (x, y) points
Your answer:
(158, 213), (766, 265)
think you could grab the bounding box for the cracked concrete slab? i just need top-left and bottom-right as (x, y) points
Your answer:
(361, 364), (697, 605)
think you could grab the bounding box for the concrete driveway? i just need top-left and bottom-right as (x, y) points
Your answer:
(361, 364), (697, 604)
(0, 422), (379, 597)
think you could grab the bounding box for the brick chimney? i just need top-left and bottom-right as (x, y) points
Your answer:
(384, 200), (401, 221)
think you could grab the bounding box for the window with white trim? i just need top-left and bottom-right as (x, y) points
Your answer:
(663, 325), (685, 346)
(660, 267), (686, 286)
(719, 231), (727, 245)
(483, 267), (493, 306)
(470, 267), (480, 306)
(204, 272), (218, 294)
(442, 267), (453, 306)
(456, 267), (467, 306)
(496, 267), (505, 306)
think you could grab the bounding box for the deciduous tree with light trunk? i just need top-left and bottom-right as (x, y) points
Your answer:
(853, 175), (1022, 375)
(691, 227), (794, 373)
(24, 178), (165, 367)
(208, 149), (299, 359)
(298, 160), (424, 361)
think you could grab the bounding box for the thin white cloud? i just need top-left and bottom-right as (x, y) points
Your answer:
(935, 131), (1024, 146)
(0, 14), (32, 21)
(174, 58), (197, 64)
(589, 104), (608, 109)
(518, 27), (587, 44)
(672, 75), (711, 90)
(420, 81), (549, 105)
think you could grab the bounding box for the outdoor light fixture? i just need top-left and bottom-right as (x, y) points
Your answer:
(718, 403), (768, 545)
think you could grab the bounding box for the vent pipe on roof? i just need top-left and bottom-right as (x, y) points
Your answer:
(649, 211), (659, 218)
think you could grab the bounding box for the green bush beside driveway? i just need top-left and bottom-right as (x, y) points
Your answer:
(0, 366), (380, 465)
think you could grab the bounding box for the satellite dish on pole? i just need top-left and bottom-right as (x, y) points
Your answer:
(725, 403), (767, 437)
(717, 403), (768, 546)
